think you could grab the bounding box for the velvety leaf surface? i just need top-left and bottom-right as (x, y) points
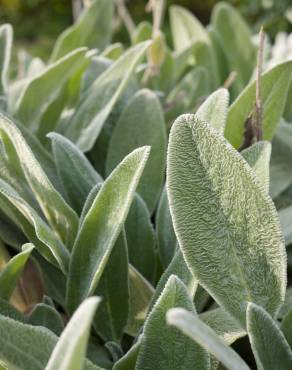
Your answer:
(93, 232), (129, 343)
(0, 24), (12, 101)
(15, 48), (87, 131)
(124, 194), (156, 283)
(241, 141), (271, 192)
(0, 244), (33, 300)
(67, 147), (150, 312)
(136, 275), (210, 370)
(156, 186), (177, 269)
(224, 61), (292, 149)
(167, 308), (250, 370)
(167, 114), (286, 327)
(65, 42), (150, 152)
(196, 88), (229, 134)
(247, 302), (292, 370)
(106, 89), (167, 213)
(27, 303), (64, 336)
(51, 0), (113, 61)
(211, 2), (256, 95)
(126, 264), (154, 337)
(45, 297), (101, 370)
(113, 336), (141, 370)
(281, 307), (292, 350)
(49, 132), (102, 214)
(0, 113), (78, 249)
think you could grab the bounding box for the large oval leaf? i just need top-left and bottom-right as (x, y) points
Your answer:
(167, 114), (286, 327)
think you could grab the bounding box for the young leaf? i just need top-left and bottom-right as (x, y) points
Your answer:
(27, 303), (64, 336)
(149, 249), (197, 311)
(246, 302), (292, 370)
(167, 114), (286, 327)
(241, 141), (271, 192)
(156, 186), (177, 268)
(15, 48), (88, 131)
(106, 89), (167, 213)
(136, 276), (210, 370)
(67, 147), (150, 312)
(167, 308), (250, 370)
(196, 88), (229, 134)
(65, 42), (150, 152)
(45, 297), (101, 370)
(0, 24), (12, 101)
(281, 307), (292, 350)
(126, 264), (154, 337)
(170, 5), (209, 52)
(225, 61), (292, 149)
(93, 231), (129, 343)
(0, 114), (79, 249)
(51, 0), (113, 61)
(113, 336), (141, 370)
(211, 2), (256, 95)
(0, 244), (33, 300)
(125, 194), (156, 283)
(49, 132), (102, 214)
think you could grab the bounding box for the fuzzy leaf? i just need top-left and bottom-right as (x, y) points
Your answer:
(167, 114), (286, 327)
(170, 5), (209, 52)
(279, 206), (292, 246)
(0, 114), (78, 249)
(196, 88), (229, 134)
(0, 244), (33, 300)
(0, 24), (12, 99)
(45, 297), (101, 370)
(27, 303), (64, 336)
(281, 308), (292, 350)
(247, 302), (292, 370)
(156, 186), (177, 268)
(126, 265), (154, 337)
(65, 42), (150, 152)
(241, 141), (271, 192)
(225, 61), (292, 149)
(51, 0), (113, 61)
(211, 2), (256, 95)
(113, 336), (141, 370)
(93, 232), (129, 343)
(15, 48), (88, 131)
(67, 147), (150, 312)
(125, 194), (156, 283)
(0, 314), (100, 370)
(167, 308), (250, 370)
(49, 133), (102, 214)
(136, 276), (210, 370)
(106, 89), (167, 213)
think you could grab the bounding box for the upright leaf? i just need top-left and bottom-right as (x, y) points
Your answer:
(167, 308), (250, 370)
(225, 61), (292, 149)
(247, 302), (292, 370)
(125, 194), (156, 283)
(27, 303), (64, 336)
(196, 88), (229, 134)
(93, 232), (129, 343)
(0, 24), (12, 103)
(211, 2), (256, 95)
(156, 186), (177, 268)
(67, 147), (150, 312)
(45, 297), (101, 370)
(113, 336), (141, 370)
(49, 133), (102, 214)
(106, 89), (167, 213)
(241, 141), (271, 192)
(167, 114), (286, 327)
(51, 0), (113, 61)
(0, 244), (33, 300)
(0, 114), (78, 249)
(15, 48), (88, 131)
(136, 276), (210, 370)
(281, 307), (292, 350)
(65, 42), (150, 152)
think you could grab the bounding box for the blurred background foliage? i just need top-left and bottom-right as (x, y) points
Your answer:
(0, 0), (291, 61)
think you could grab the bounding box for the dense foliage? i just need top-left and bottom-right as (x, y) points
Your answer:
(0, 0), (291, 369)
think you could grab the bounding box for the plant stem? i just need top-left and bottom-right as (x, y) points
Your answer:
(115, 0), (135, 36)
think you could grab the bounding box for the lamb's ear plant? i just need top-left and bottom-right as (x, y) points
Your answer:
(0, 0), (292, 369)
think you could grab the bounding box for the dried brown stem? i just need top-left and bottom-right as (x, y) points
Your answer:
(115, 0), (135, 35)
